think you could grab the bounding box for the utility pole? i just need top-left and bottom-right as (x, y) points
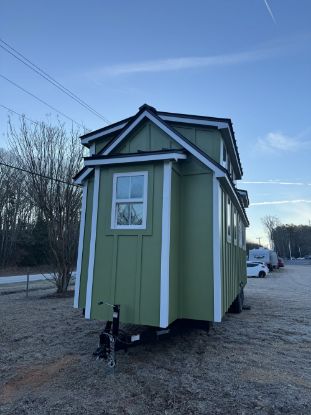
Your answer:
(256, 237), (262, 246)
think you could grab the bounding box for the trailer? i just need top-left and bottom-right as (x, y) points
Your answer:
(249, 248), (278, 271)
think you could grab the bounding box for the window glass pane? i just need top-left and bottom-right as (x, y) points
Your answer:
(130, 203), (143, 225)
(130, 175), (144, 198)
(116, 176), (130, 199)
(116, 203), (130, 225)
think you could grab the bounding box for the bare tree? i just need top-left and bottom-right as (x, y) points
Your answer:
(261, 215), (281, 249)
(0, 148), (32, 266)
(9, 119), (83, 292)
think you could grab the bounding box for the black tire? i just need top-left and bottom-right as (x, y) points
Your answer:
(259, 271), (265, 278)
(228, 289), (243, 314)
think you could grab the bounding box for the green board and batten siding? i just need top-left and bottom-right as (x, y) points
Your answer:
(84, 163), (163, 326)
(77, 112), (248, 326)
(220, 187), (247, 315)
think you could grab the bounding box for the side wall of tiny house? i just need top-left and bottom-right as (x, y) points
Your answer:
(169, 157), (214, 323)
(220, 187), (247, 316)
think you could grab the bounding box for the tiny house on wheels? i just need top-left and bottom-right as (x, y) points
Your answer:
(73, 104), (249, 329)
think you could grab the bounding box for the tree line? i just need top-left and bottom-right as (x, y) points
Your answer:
(0, 119), (83, 292)
(257, 215), (311, 258)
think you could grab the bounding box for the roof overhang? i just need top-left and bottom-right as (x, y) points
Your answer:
(73, 150), (187, 185)
(84, 151), (187, 167)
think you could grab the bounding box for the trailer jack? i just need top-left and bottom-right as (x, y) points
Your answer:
(93, 302), (172, 368)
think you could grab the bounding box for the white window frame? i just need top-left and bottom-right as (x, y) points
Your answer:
(233, 208), (237, 246)
(227, 196), (232, 243)
(238, 217), (243, 248)
(111, 171), (148, 230)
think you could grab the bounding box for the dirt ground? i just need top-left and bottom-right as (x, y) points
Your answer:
(0, 265), (310, 415)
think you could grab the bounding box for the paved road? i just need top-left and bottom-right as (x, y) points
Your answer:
(0, 272), (76, 285)
(0, 274), (53, 285)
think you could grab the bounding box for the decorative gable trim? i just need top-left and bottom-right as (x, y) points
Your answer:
(100, 109), (226, 177)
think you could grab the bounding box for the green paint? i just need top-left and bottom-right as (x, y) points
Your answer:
(220, 188), (247, 316)
(173, 124), (221, 163)
(179, 168), (214, 321)
(89, 163), (163, 325)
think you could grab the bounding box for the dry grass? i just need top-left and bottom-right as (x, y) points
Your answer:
(0, 266), (310, 414)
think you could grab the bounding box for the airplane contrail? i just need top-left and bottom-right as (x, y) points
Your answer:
(264, 0), (277, 24)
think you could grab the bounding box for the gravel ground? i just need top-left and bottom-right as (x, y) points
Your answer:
(0, 265), (310, 415)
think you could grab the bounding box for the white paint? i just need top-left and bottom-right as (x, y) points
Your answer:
(81, 122), (128, 144)
(74, 167), (93, 185)
(74, 182), (88, 308)
(84, 152), (187, 167)
(160, 161), (172, 328)
(90, 143), (96, 155)
(102, 111), (225, 177)
(213, 175), (222, 322)
(159, 114), (228, 130)
(160, 114), (242, 177)
(85, 167), (100, 319)
(111, 171), (148, 230)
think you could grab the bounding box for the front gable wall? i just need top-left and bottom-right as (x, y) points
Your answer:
(108, 117), (221, 167)
(112, 120), (182, 155)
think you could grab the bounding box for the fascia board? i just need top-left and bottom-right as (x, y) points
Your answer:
(159, 114), (242, 178)
(102, 111), (225, 177)
(80, 122), (128, 145)
(84, 153), (187, 167)
(74, 168), (93, 185)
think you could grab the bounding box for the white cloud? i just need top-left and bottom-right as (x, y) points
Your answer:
(241, 180), (311, 186)
(88, 48), (277, 77)
(256, 132), (299, 153)
(250, 199), (311, 207)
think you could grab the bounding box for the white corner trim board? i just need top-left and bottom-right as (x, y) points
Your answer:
(213, 175), (222, 322)
(74, 182), (88, 308)
(85, 167), (100, 319)
(160, 161), (172, 328)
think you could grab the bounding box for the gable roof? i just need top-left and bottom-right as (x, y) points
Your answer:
(74, 104), (249, 226)
(80, 104), (243, 179)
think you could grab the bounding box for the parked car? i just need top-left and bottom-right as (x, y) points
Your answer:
(247, 261), (268, 278)
(278, 257), (285, 267)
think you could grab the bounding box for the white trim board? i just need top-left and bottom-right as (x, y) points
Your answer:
(81, 122), (128, 144)
(160, 161), (172, 328)
(74, 182), (88, 308)
(85, 167), (100, 319)
(160, 114), (242, 177)
(84, 152), (187, 167)
(74, 168), (93, 185)
(102, 111), (225, 177)
(213, 175), (222, 322)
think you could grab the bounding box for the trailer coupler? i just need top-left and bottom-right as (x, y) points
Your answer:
(93, 302), (172, 368)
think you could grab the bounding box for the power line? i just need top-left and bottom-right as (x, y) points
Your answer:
(0, 103), (39, 125)
(0, 73), (85, 129)
(0, 160), (77, 187)
(0, 38), (110, 124)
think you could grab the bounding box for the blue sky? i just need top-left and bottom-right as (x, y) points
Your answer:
(1, 0), (311, 245)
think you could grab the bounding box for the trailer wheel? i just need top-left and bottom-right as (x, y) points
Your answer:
(259, 271), (265, 278)
(228, 289), (243, 314)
